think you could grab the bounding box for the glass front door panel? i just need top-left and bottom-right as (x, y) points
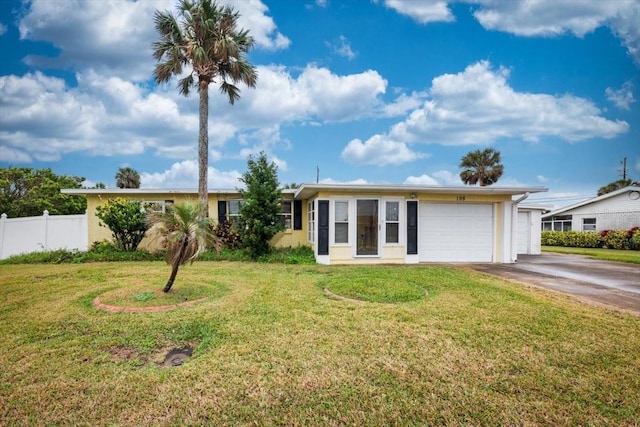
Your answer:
(357, 199), (378, 255)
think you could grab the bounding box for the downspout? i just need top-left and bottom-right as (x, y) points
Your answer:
(511, 192), (530, 262)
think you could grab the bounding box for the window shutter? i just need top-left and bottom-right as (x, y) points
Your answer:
(318, 200), (329, 255)
(217, 201), (227, 224)
(407, 201), (418, 255)
(293, 200), (302, 230)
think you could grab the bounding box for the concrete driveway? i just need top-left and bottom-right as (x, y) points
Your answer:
(468, 253), (640, 314)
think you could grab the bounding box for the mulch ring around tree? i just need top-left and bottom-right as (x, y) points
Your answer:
(94, 295), (209, 313)
(93, 280), (226, 313)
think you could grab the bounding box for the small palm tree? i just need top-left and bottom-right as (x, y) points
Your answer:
(153, 0), (258, 216)
(148, 202), (213, 293)
(115, 167), (141, 189)
(459, 148), (504, 186)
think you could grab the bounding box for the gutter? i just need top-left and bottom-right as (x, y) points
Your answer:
(513, 192), (530, 205)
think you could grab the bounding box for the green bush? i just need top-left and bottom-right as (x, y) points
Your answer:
(543, 228), (640, 251)
(629, 227), (640, 250)
(601, 229), (631, 250)
(541, 230), (601, 248)
(95, 198), (150, 252)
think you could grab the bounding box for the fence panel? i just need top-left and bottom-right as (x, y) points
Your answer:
(0, 211), (88, 259)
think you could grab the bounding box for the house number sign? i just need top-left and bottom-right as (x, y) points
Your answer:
(456, 196), (466, 201)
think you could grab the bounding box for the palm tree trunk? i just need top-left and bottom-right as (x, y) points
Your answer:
(163, 237), (189, 293)
(198, 79), (209, 218)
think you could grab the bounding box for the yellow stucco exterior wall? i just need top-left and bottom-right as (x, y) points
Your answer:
(86, 192), (308, 251)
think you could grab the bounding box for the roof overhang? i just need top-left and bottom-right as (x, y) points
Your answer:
(61, 185), (547, 200)
(293, 183), (547, 200)
(541, 185), (640, 218)
(61, 188), (297, 196)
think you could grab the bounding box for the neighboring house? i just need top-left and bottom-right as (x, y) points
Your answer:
(541, 186), (640, 232)
(63, 183), (547, 264)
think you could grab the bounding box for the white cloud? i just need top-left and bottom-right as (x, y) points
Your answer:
(609, 3), (640, 65)
(382, 0), (455, 24)
(0, 63), (389, 166)
(229, 0), (291, 50)
(342, 60), (628, 167)
(19, 0), (168, 81)
(471, 0), (640, 65)
(327, 35), (357, 60)
(0, 145), (32, 163)
(17, 0), (290, 81)
(380, 91), (429, 118)
(381, 1), (640, 66)
(341, 135), (428, 166)
(240, 64), (387, 125)
(318, 178), (370, 185)
(140, 160), (241, 189)
(0, 71), (192, 161)
(404, 174), (439, 185)
(605, 81), (635, 110)
(389, 61), (628, 145)
(0, 23), (7, 36)
(404, 170), (460, 185)
(537, 175), (550, 183)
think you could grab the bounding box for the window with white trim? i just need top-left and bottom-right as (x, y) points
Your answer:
(307, 200), (315, 243)
(542, 215), (572, 231)
(582, 218), (596, 231)
(143, 200), (173, 213)
(280, 200), (292, 229)
(385, 201), (400, 244)
(334, 201), (349, 244)
(228, 200), (243, 220)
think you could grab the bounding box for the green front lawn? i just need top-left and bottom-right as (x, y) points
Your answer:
(543, 245), (640, 264)
(1, 262), (639, 426)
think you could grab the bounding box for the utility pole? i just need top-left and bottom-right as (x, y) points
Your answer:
(619, 157), (628, 180)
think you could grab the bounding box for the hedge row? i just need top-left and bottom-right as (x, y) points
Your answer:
(541, 228), (640, 250)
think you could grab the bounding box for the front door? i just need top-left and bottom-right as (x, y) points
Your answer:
(357, 199), (378, 256)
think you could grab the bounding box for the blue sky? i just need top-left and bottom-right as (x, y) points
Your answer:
(0, 0), (639, 208)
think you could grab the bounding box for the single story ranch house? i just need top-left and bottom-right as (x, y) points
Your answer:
(63, 183), (547, 265)
(542, 185), (640, 232)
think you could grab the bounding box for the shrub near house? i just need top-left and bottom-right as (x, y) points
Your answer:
(542, 227), (640, 250)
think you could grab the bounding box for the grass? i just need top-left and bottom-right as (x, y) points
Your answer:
(543, 245), (640, 264)
(1, 261), (639, 426)
(0, 244), (316, 265)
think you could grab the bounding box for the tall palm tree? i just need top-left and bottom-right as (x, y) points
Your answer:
(153, 0), (258, 217)
(148, 201), (213, 293)
(459, 148), (504, 186)
(115, 167), (141, 188)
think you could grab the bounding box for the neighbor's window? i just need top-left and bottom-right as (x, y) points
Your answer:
(583, 218), (596, 231)
(543, 215), (572, 232)
(334, 201), (349, 244)
(307, 200), (315, 243)
(385, 201), (399, 244)
(280, 200), (292, 229)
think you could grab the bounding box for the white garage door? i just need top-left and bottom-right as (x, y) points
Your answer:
(419, 203), (494, 262)
(517, 211), (530, 254)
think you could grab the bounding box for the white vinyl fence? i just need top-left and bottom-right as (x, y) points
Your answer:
(0, 211), (88, 260)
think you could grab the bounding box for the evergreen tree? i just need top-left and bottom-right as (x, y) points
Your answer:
(238, 152), (284, 259)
